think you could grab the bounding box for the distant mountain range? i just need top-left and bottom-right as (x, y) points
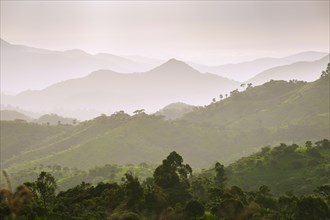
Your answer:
(1, 38), (328, 94)
(246, 55), (329, 85)
(2, 59), (240, 118)
(1, 39), (328, 120)
(1, 38), (161, 93)
(191, 51), (328, 82)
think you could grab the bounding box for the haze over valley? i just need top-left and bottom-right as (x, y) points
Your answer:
(1, 38), (329, 119)
(0, 1), (329, 219)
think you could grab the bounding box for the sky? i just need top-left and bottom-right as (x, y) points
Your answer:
(1, 1), (329, 65)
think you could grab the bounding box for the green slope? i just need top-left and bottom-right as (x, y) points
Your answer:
(2, 73), (329, 171)
(226, 140), (330, 195)
(0, 121), (71, 166)
(184, 76), (329, 130)
(154, 102), (195, 119)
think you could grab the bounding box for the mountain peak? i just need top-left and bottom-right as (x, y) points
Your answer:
(148, 58), (199, 75)
(165, 58), (187, 65)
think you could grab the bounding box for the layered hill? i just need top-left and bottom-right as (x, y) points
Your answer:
(0, 109), (77, 125)
(0, 39), (160, 93)
(3, 59), (240, 118)
(154, 102), (195, 119)
(246, 55), (329, 85)
(0, 110), (32, 121)
(35, 114), (77, 125)
(191, 51), (328, 81)
(2, 70), (328, 171)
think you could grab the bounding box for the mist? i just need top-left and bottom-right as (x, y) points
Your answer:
(0, 2), (329, 219)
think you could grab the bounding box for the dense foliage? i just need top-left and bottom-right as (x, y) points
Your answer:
(227, 139), (330, 195)
(1, 140), (329, 219)
(1, 163), (156, 192)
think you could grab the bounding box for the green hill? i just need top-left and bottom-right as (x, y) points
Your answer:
(0, 121), (70, 166)
(184, 76), (329, 131)
(226, 139), (330, 195)
(2, 70), (329, 171)
(34, 113), (77, 125)
(0, 110), (32, 121)
(154, 102), (195, 119)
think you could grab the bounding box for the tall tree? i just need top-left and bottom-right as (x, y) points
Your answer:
(153, 151), (192, 206)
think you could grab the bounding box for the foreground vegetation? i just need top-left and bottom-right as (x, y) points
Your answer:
(1, 139), (329, 220)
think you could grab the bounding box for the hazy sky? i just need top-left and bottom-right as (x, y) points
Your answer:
(1, 1), (329, 64)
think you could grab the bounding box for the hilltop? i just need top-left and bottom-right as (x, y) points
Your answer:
(154, 102), (195, 119)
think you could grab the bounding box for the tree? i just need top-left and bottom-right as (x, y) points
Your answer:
(305, 140), (312, 149)
(122, 173), (143, 210)
(153, 151), (192, 206)
(230, 89), (239, 97)
(255, 185), (276, 210)
(133, 109), (145, 115)
(320, 63), (330, 78)
(277, 195), (298, 220)
(0, 171), (32, 218)
(31, 172), (57, 211)
(296, 196), (329, 220)
(214, 162), (226, 189)
(314, 185), (330, 204)
(219, 94), (223, 100)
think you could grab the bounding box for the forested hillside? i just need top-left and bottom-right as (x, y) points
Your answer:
(226, 140), (330, 195)
(2, 68), (329, 171)
(184, 68), (329, 130)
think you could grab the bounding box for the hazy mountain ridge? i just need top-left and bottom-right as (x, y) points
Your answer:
(190, 51), (328, 82)
(0, 109), (77, 125)
(2, 38), (328, 94)
(3, 73), (328, 170)
(0, 110), (32, 121)
(2, 59), (240, 118)
(0, 38), (162, 93)
(246, 55), (330, 85)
